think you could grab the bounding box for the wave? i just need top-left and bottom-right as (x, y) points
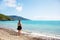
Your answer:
(21, 31), (60, 40)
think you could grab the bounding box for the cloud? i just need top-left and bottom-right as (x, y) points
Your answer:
(2, 0), (23, 12)
(16, 6), (23, 12)
(3, 0), (16, 7)
(32, 16), (60, 20)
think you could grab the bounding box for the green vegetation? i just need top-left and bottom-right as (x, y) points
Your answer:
(0, 13), (30, 21)
(0, 14), (12, 21)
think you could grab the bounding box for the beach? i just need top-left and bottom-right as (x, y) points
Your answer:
(0, 27), (44, 40)
(0, 27), (60, 40)
(0, 0), (60, 40)
(0, 20), (60, 40)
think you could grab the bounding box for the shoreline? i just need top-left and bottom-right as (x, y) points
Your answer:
(0, 27), (60, 40)
(21, 31), (60, 39)
(13, 28), (60, 39)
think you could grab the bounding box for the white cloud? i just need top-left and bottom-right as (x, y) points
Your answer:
(3, 0), (16, 7)
(16, 6), (23, 12)
(32, 16), (60, 20)
(2, 0), (23, 12)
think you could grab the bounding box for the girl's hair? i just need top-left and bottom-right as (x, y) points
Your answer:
(18, 20), (20, 24)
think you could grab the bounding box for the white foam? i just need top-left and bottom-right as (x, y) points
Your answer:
(21, 31), (60, 39)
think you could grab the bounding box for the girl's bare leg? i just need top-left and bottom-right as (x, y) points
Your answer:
(17, 30), (21, 36)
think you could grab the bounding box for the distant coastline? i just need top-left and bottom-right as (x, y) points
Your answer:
(0, 14), (30, 21)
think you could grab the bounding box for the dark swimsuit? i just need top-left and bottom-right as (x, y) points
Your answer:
(17, 26), (22, 30)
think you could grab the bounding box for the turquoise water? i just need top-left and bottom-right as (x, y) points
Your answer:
(0, 20), (60, 35)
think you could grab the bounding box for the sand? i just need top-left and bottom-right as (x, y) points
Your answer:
(0, 28), (44, 40)
(0, 28), (60, 40)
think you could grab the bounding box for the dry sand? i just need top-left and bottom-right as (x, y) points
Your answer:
(0, 28), (45, 40)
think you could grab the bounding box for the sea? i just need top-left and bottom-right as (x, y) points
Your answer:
(0, 20), (60, 37)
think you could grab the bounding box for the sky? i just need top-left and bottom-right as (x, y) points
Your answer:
(0, 0), (60, 20)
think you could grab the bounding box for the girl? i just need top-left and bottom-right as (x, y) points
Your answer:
(17, 20), (22, 35)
